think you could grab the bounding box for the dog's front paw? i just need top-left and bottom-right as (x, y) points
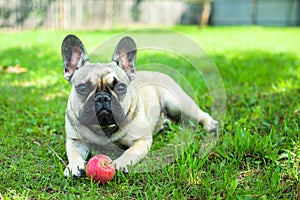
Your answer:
(113, 160), (129, 173)
(203, 115), (219, 133)
(64, 164), (86, 178)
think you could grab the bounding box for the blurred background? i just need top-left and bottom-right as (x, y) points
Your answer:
(0, 0), (299, 30)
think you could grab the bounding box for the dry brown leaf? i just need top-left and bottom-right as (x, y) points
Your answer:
(4, 64), (27, 74)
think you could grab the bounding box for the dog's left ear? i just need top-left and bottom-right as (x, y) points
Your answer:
(112, 36), (137, 80)
(61, 34), (89, 81)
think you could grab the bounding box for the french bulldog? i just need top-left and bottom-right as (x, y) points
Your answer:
(61, 34), (218, 177)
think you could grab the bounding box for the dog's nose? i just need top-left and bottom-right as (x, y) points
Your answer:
(94, 92), (111, 104)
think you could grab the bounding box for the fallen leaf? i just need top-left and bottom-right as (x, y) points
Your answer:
(4, 64), (27, 74)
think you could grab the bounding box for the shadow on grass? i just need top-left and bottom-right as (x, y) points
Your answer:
(211, 50), (300, 136)
(212, 50), (299, 92)
(0, 45), (62, 76)
(0, 46), (71, 193)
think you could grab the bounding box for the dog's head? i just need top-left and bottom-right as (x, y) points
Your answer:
(61, 35), (137, 136)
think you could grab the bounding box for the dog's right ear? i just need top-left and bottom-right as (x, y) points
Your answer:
(61, 34), (89, 81)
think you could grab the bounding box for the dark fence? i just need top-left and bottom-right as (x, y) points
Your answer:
(0, 0), (298, 29)
(0, 0), (204, 29)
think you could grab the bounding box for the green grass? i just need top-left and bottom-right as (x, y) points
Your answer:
(0, 26), (300, 199)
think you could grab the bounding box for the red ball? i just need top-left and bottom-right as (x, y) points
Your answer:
(86, 154), (115, 184)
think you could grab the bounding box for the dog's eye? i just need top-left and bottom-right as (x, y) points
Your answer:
(114, 83), (127, 94)
(76, 84), (88, 94)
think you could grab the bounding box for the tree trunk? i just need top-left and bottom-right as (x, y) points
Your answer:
(200, 0), (211, 27)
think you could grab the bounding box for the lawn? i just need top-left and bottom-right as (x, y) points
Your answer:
(0, 26), (300, 199)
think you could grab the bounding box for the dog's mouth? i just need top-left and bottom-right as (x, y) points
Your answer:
(96, 109), (119, 138)
(93, 91), (126, 137)
(96, 109), (115, 126)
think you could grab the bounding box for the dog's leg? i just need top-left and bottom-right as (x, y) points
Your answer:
(162, 85), (218, 132)
(64, 138), (89, 177)
(113, 136), (153, 172)
(180, 96), (218, 132)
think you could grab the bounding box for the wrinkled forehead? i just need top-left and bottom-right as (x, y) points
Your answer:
(72, 61), (128, 86)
